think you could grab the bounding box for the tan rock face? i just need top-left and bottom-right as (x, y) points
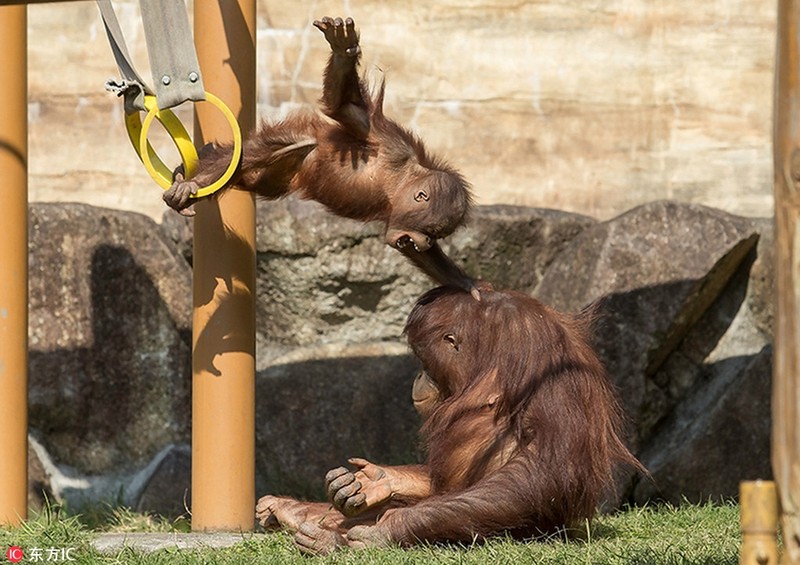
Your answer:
(27, 0), (775, 221)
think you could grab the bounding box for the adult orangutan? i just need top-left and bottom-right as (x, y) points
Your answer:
(164, 17), (476, 296)
(255, 286), (644, 554)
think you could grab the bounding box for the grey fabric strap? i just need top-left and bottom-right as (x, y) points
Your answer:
(97, 0), (205, 111)
(139, 0), (205, 109)
(96, 0), (152, 113)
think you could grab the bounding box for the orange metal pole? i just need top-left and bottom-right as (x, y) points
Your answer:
(191, 0), (257, 532)
(774, 1), (800, 563)
(0, 4), (28, 527)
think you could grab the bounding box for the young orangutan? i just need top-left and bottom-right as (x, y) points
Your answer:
(255, 286), (644, 555)
(164, 17), (477, 297)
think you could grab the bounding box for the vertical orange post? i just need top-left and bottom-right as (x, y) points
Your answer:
(0, 5), (28, 527)
(774, 1), (800, 562)
(191, 1), (257, 532)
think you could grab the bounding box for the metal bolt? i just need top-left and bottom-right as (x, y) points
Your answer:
(161, 75), (171, 86)
(188, 72), (199, 83)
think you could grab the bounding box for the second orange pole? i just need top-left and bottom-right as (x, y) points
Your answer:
(191, 0), (257, 532)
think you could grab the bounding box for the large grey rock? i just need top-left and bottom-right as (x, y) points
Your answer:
(535, 200), (761, 445)
(644, 218), (773, 430)
(630, 220), (774, 502)
(29, 203), (192, 474)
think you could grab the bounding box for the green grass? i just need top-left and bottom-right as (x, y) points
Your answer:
(0, 502), (742, 564)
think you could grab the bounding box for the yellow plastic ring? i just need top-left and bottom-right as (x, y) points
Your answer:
(125, 95), (197, 189)
(125, 92), (242, 198)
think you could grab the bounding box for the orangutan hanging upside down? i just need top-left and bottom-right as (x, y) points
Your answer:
(255, 286), (644, 555)
(164, 17), (477, 297)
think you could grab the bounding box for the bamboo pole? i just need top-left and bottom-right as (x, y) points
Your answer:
(0, 4), (28, 527)
(191, 0), (257, 532)
(773, 1), (800, 563)
(740, 481), (780, 565)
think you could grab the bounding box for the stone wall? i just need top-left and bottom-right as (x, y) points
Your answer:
(27, 0), (775, 221)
